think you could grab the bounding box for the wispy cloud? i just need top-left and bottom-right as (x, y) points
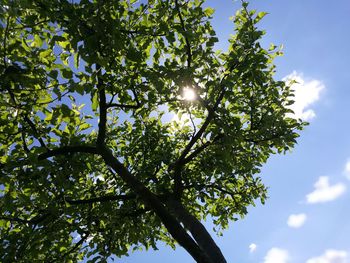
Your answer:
(249, 243), (257, 253)
(306, 176), (346, 204)
(306, 249), (349, 263)
(283, 71), (324, 121)
(344, 159), (350, 180)
(287, 213), (307, 228)
(264, 248), (290, 263)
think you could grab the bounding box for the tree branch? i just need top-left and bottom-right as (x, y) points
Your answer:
(174, 0), (192, 68)
(3, 15), (10, 66)
(182, 134), (224, 165)
(96, 64), (107, 145)
(176, 84), (225, 166)
(38, 145), (99, 160)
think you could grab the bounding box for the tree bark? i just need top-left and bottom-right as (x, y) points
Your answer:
(167, 197), (227, 263)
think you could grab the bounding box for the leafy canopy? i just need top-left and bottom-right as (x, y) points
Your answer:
(0, 0), (304, 262)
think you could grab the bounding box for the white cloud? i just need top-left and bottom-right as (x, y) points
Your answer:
(284, 71), (324, 121)
(306, 176), (346, 204)
(306, 249), (349, 263)
(287, 213), (307, 228)
(344, 160), (350, 180)
(249, 243), (257, 253)
(264, 248), (290, 263)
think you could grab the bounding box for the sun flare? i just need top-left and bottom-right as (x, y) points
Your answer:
(182, 87), (196, 101)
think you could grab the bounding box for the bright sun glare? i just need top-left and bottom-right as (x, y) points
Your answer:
(182, 87), (196, 101)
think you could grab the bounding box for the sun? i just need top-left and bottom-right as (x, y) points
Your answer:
(182, 87), (196, 101)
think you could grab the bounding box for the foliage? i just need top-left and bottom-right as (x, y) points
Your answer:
(0, 0), (304, 262)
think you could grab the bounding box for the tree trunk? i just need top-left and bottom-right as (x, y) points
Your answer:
(98, 145), (215, 263)
(166, 197), (227, 263)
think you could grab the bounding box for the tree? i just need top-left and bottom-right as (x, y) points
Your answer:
(0, 0), (304, 262)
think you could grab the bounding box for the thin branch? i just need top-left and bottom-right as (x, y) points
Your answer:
(174, 0), (192, 68)
(38, 145), (99, 160)
(106, 102), (140, 110)
(174, 58), (240, 168)
(188, 110), (196, 140)
(183, 183), (235, 197)
(0, 213), (51, 225)
(21, 130), (30, 153)
(50, 232), (89, 263)
(35, 90), (70, 106)
(174, 76), (227, 167)
(4, 84), (48, 150)
(3, 16), (10, 66)
(96, 65), (107, 145)
(182, 134), (223, 164)
(0, 216), (32, 224)
(60, 235), (87, 261)
(171, 60), (239, 197)
(23, 115), (47, 149)
(65, 194), (136, 205)
(131, 88), (140, 106)
(121, 208), (151, 218)
(244, 132), (287, 144)
(13, 19), (51, 30)
(172, 96), (221, 195)
(120, 29), (166, 37)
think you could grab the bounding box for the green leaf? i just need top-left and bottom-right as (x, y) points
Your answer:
(62, 68), (73, 79)
(91, 91), (98, 111)
(58, 40), (71, 49)
(255, 11), (268, 23)
(48, 70), (58, 79)
(21, 39), (31, 52)
(204, 7), (215, 17)
(39, 49), (52, 59)
(32, 34), (43, 47)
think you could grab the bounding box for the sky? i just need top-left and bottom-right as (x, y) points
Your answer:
(112, 0), (350, 262)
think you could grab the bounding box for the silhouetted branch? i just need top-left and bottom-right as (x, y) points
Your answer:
(38, 145), (99, 160)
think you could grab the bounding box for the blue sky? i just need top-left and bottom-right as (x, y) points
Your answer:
(113, 0), (350, 262)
